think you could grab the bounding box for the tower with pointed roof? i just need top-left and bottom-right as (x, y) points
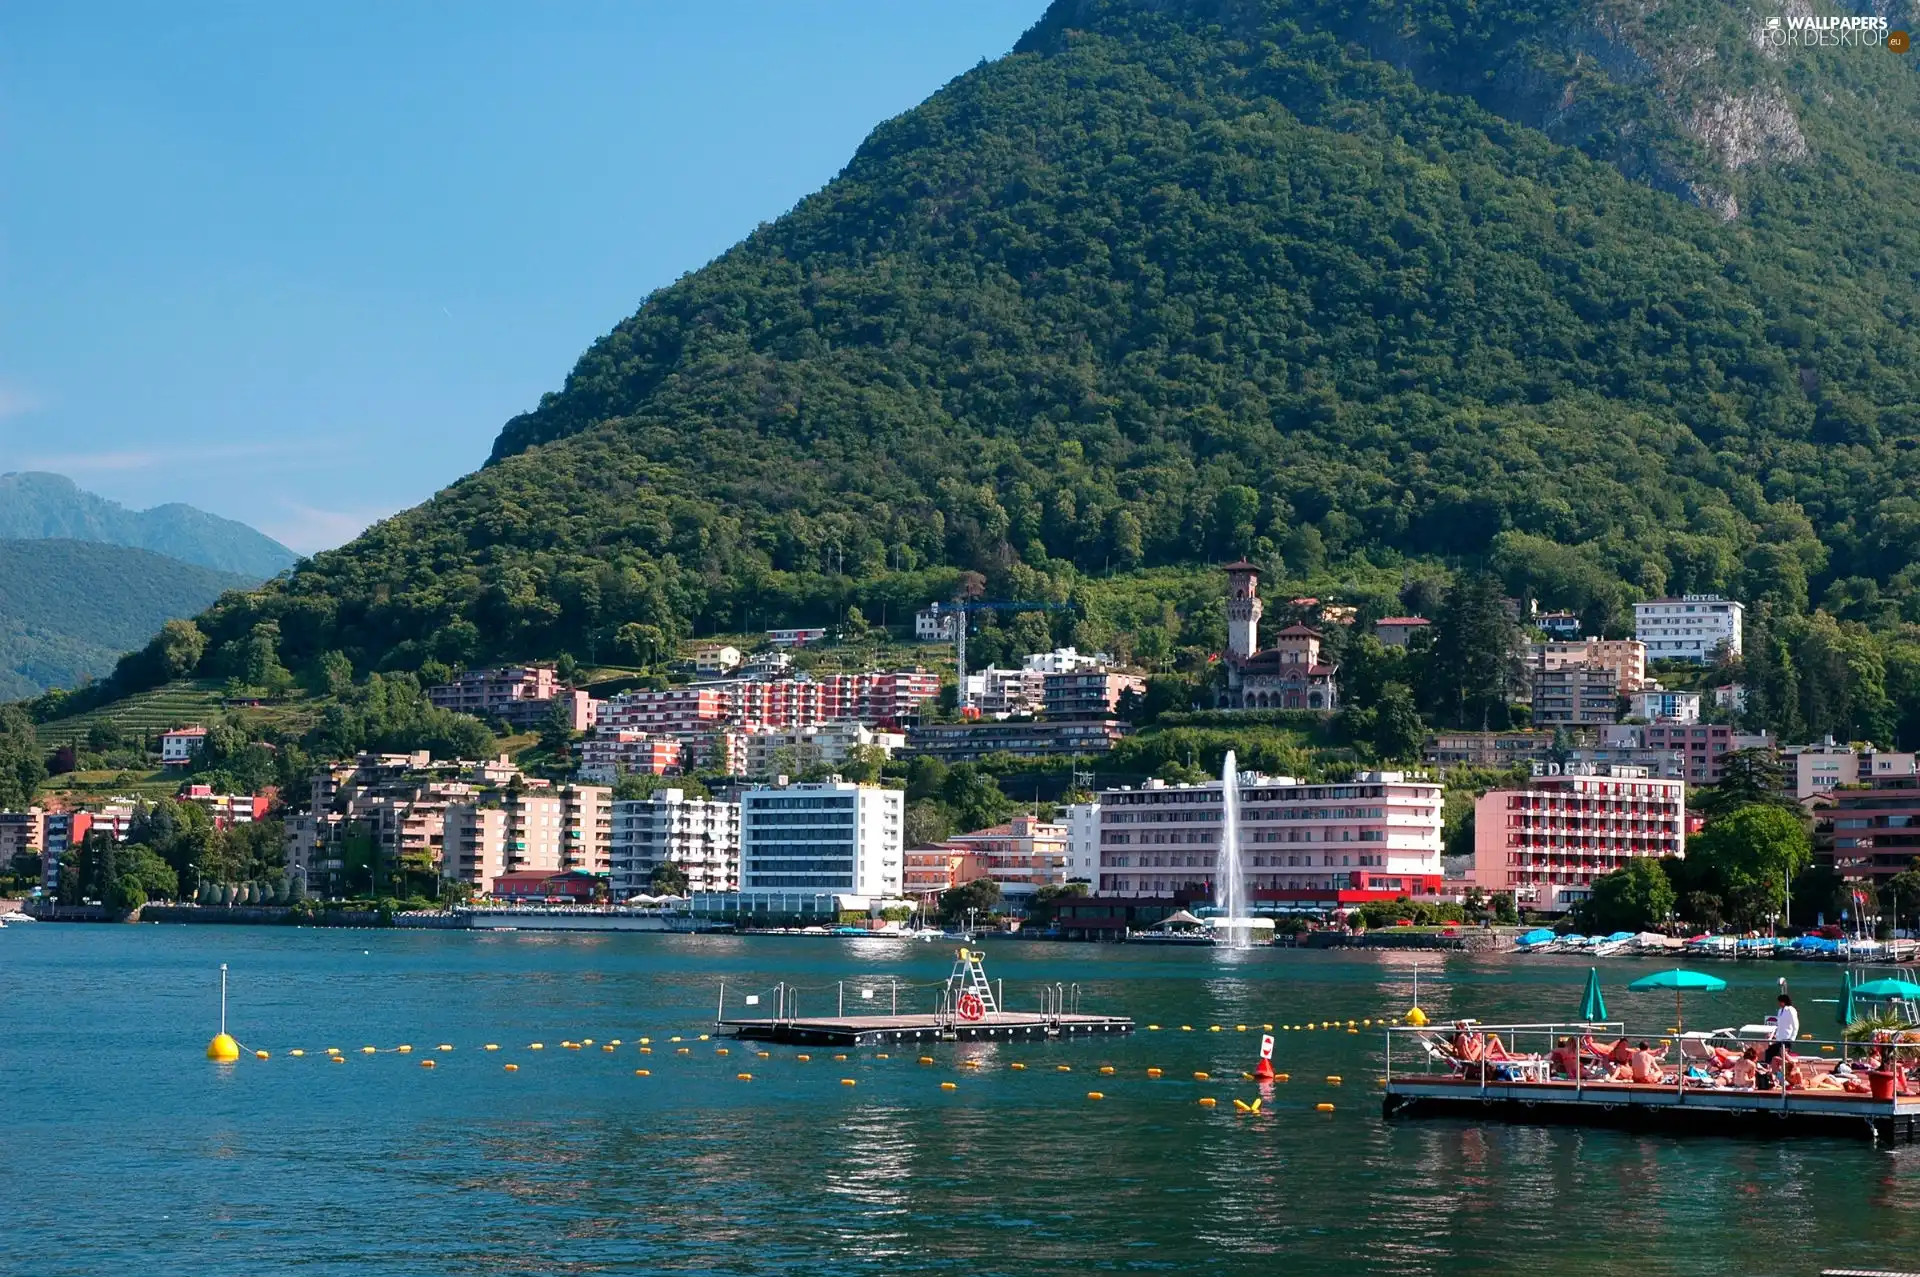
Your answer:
(1224, 560), (1262, 663)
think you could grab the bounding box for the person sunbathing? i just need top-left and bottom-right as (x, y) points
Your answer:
(1549, 1038), (1580, 1079)
(1629, 1043), (1667, 1085)
(1450, 1025), (1515, 1062)
(1785, 1061), (1846, 1092)
(1728, 1047), (1758, 1090)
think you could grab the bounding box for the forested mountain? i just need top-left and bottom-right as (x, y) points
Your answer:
(0, 540), (258, 700)
(0, 473), (297, 579)
(35, 0), (1920, 745)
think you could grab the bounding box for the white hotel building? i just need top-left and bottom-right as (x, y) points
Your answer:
(737, 779), (903, 900)
(1094, 771), (1445, 908)
(1633, 595), (1744, 664)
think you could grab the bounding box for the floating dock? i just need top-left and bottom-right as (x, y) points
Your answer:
(1382, 1021), (1920, 1145)
(1382, 1075), (1920, 1144)
(717, 1010), (1134, 1046)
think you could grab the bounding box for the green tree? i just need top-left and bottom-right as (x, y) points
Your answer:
(1573, 858), (1676, 934)
(1369, 683), (1426, 760)
(108, 875), (147, 913)
(648, 861), (690, 896)
(1693, 748), (1794, 821)
(938, 876), (1001, 925)
(1685, 805), (1813, 931)
(1423, 572), (1523, 730)
(1491, 892), (1519, 925)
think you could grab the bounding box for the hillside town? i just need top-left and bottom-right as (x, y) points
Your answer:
(4, 568), (1915, 937)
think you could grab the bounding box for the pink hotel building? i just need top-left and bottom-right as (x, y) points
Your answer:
(1472, 764), (1686, 913)
(1095, 771), (1445, 906)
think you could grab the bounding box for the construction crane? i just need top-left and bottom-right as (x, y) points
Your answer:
(943, 598), (1069, 710)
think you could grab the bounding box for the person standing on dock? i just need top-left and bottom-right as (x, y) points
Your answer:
(1764, 994), (1800, 1074)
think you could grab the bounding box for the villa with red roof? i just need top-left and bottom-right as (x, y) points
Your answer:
(1220, 563), (1340, 712)
(1374, 616), (1431, 648)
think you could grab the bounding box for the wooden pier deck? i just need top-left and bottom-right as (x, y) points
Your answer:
(1383, 1076), (1920, 1144)
(716, 1011), (1134, 1046)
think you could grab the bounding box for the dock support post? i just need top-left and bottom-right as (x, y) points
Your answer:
(891, 979), (897, 1016)
(839, 982), (844, 1017)
(718, 980), (726, 1023)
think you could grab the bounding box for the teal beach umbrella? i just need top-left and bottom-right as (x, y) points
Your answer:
(1579, 967), (1608, 1023)
(1853, 978), (1920, 1000)
(1627, 968), (1728, 1031)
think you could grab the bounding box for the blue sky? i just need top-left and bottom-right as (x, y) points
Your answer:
(0, 2), (1044, 554)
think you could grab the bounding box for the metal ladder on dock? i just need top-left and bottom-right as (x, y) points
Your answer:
(936, 948), (999, 1037)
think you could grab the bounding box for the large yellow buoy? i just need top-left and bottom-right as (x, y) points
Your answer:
(207, 1034), (240, 1062)
(1405, 1007), (1429, 1027)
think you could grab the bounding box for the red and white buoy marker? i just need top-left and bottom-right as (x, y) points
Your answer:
(1253, 1031), (1276, 1080)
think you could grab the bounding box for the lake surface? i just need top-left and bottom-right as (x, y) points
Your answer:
(6, 925), (1919, 1275)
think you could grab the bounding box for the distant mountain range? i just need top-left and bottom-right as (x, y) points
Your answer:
(0, 472), (297, 579)
(0, 539), (259, 701)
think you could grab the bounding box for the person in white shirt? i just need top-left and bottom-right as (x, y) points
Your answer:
(1764, 994), (1800, 1071)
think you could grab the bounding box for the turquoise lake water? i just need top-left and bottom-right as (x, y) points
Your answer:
(7, 925), (1920, 1275)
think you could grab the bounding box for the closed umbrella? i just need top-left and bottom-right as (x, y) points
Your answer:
(1579, 966), (1608, 1024)
(1627, 968), (1728, 1031)
(1840, 970), (1856, 1028)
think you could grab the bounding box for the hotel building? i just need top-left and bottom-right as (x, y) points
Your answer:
(1471, 764), (1686, 913)
(946, 815), (1068, 901)
(1634, 596), (1744, 664)
(610, 789), (741, 896)
(737, 780), (903, 898)
(1093, 772), (1444, 907)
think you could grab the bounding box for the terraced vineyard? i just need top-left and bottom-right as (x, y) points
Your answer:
(33, 679), (316, 748)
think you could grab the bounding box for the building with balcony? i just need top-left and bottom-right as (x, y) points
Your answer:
(1787, 739), (1918, 803)
(427, 665), (598, 731)
(160, 726), (208, 768)
(1472, 765), (1686, 913)
(903, 846), (991, 898)
(1531, 665), (1620, 727)
(947, 815), (1067, 901)
(737, 780), (902, 897)
(580, 730), (683, 782)
(610, 789), (740, 896)
(742, 722), (905, 778)
(1528, 639), (1648, 692)
(1043, 670), (1145, 719)
(1093, 771), (1444, 905)
(1825, 774), (1920, 884)
(904, 718), (1130, 763)
(1424, 731), (1558, 769)
(1634, 595), (1744, 664)
(1629, 689), (1702, 724)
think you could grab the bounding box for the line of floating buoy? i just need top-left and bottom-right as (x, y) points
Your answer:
(842, 1078), (856, 1086)
(1146, 1067), (1162, 1078)
(635, 1069), (649, 1076)
(737, 1073), (753, 1081)
(1198, 1097), (1217, 1107)
(1087, 1091), (1105, 1100)
(1317, 1103), (1335, 1112)
(940, 1081), (957, 1090)
(1327, 1075), (1342, 1085)
(1193, 1071), (1210, 1080)
(420, 1059), (435, 1069)
(504, 1063), (518, 1072)
(1010, 1062), (1026, 1071)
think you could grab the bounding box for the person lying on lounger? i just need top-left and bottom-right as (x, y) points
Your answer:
(1581, 1035), (1635, 1067)
(1449, 1026), (1516, 1063)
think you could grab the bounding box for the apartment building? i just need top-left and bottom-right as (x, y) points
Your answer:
(1064, 801), (1100, 882)
(743, 723), (904, 778)
(600, 671), (938, 734)
(903, 846), (991, 898)
(177, 786), (270, 828)
(766, 627), (828, 648)
(0, 809), (44, 865)
(1528, 639), (1647, 692)
(1424, 731), (1558, 769)
(1634, 595), (1744, 664)
(959, 666), (1046, 717)
(1022, 648), (1108, 675)
(1629, 689), (1701, 724)
(1043, 670), (1145, 719)
(737, 780), (903, 898)
(692, 645), (743, 674)
(427, 665), (598, 731)
(1531, 665), (1620, 727)
(1786, 739), (1919, 803)
(610, 788), (740, 896)
(443, 786), (608, 892)
(905, 719), (1130, 763)
(915, 604), (959, 641)
(559, 784), (613, 874)
(1093, 772), (1444, 905)
(1643, 722), (1742, 784)
(947, 815), (1068, 900)
(580, 730), (682, 781)
(1472, 765), (1686, 913)
(1825, 774), (1920, 883)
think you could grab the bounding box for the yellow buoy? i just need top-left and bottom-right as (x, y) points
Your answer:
(485, 1044), (499, 1052)
(1148, 1024), (1161, 1030)
(796, 1053), (811, 1062)
(290, 1049), (305, 1057)
(1242, 1072), (1255, 1081)
(1232, 1099), (1254, 1113)
(362, 1046), (377, 1054)
(397, 1045), (412, 1054)
(876, 1053), (889, 1060)
(698, 1034), (710, 1041)
(530, 1042), (544, 1050)
(438, 1044), (453, 1052)
(1822, 1045), (1835, 1053)
(1273, 1072), (1290, 1083)
(841, 1078), (857, 1086)
(1209, 1025), (1221, 1033)
(1099, 1066), (1115, 1075)
(1327, 1075), (1343, 1085)
(1348, 1028), (1359, 1035)
(940, 1081), (957, 1091)
(1405, 1007), (1429, 1027)
(582, 1039), (594, 1046)
(919, 1056), (935, 1065)
(1346, 1020), (1356, 1028)
(610, 1040), (622, 1047)
(1087, 1091), (1105, 1100)
(1146, 1067), (1163, 1078)
(635, 1069), (650, 1077)
(1198, 1097), (1217, 1108)
(254, 1049), (270, 1060)
(1262, 1024), (1273, 1031)
(420, 1059), (436, 1069)
(1057, 1065), (1072, 1072)
(676, 1048), (690, 1055)
(504, 1064), (519, 1072)
(1316, 1102), (1335, 1112)
(325, 1047), (342, 1056)
(639, 1037), (651, 1045)
(564, 1042), (581, 1051)
(714, 1047), (727, 1055)
(640, 1047), (651, 1054)
(1011, 1062), (1027, 1070)
(758, 1051), (770, 1058)
(960, 1060), (980, 1069)
(330, 1055), (344, 1064)
(670, 1036), (682, 1043)
(1362, 1019), (1372, 1027)
(1180, 1025), (1192, 1032)
(1193, 1071), (1210, 1080)
(834, 1054), (847, 1061)
(737, 1072), (753, 1081)
(1236, 1024), (1247, 1032)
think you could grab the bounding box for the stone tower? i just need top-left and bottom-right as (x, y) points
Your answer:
(1223, 561), (1262, 662)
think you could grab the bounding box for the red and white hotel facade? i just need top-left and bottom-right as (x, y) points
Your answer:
(1472, 763), (1686, 913)
(1094, 771), (1445, 909)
